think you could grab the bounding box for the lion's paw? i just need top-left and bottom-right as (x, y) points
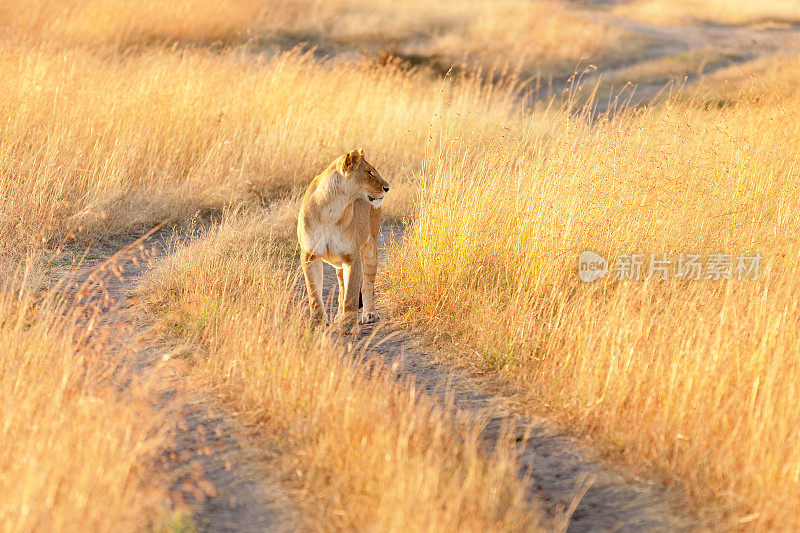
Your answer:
(337, 314), (358, 335)
(360, 311), (380, 325)
(309, 310), (328, 328)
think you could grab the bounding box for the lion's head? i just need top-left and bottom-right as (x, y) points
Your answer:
(339, 149), (389, 208)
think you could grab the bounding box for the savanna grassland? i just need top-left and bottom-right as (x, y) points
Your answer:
(1, 0), (799, 531)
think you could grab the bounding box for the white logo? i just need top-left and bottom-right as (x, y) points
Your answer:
(578, 251), (608, 282)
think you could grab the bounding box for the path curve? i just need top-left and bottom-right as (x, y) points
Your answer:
(571, 7), (800, 109)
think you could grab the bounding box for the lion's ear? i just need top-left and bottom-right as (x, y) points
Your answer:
(358, 148), (365, 158)
(342, 149), (361, 171)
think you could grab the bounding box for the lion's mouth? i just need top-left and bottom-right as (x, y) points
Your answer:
(367, 195), (385, 208)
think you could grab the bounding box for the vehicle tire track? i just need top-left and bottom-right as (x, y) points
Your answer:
(62, 226), (296, 532)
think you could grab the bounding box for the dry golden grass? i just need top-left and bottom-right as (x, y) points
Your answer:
(0, 270), (171, 532)
(384, 56), (800, 528)
(139, 207), (540, 531)
(0, 37), (531, 261)
(0, 0), (267, 46)
(617, 0), (800, 26)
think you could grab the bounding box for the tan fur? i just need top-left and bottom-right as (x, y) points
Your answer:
(297, 149), (389, 333)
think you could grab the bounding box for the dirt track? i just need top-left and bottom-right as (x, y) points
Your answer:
(62, 228), (295, 532)
(568, 8), (800, 110)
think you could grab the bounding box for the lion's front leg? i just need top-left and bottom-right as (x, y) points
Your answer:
(359, 237), (379, 324)
(338, 252), (362, 334)
(333, 266), (346, 323)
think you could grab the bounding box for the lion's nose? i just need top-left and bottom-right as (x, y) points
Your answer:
(383, 187), (390, 192)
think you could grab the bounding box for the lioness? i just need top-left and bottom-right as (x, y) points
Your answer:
(297, 149), (389, 333)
